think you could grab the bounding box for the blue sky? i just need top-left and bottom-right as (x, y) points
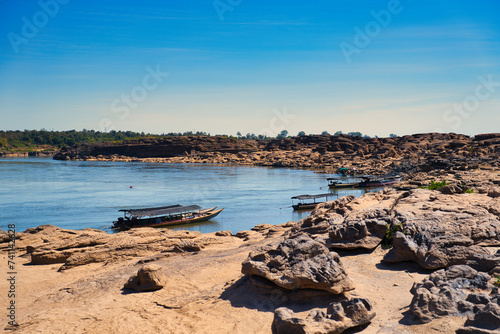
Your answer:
(0, 0), (499, 137)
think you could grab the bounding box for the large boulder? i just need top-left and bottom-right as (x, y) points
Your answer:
(241, 234), (354, 294)
(409, 265), (491, 323)
(292, 187), (500, 271)
(384, 231), (490, 270)
(295, 189), (405, 250)
(457, 296), (500, 334)
(383, 189), (500, 270)
(272, 298), (375, 334)
(295, 196), (355, 236)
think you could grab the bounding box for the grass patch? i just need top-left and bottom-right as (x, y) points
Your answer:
(465, 188), (474, 193)
(382, 223), (403, 248)
(420, 180), (448, 190)
(494, 277), (500, 288)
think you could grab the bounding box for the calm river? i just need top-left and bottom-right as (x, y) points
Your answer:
(0, 157), (374, 233)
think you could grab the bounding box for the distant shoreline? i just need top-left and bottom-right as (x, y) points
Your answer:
(51, 132), (500, 176)
(0, 151), (55, 158)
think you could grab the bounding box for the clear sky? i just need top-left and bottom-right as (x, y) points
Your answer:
(0, 0), (499, 137)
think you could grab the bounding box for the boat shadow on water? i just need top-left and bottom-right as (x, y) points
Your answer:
(167, 219), (223, 232)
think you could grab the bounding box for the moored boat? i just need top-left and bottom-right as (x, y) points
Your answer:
(327, 177), (363, 188)
(291, 193), (338, 211)
(357, 175), (402, 187)
(113, 204), (223, 229)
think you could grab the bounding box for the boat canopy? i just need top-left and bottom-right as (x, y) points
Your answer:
(291, 193), (337, 200)
(119, 204), (202, 218)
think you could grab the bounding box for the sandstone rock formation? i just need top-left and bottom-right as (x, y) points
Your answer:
(53, 133), (500, 176)
(124, 264), (167, 292)
(272, 298), (375, 334)
(383, 188), (500, 270)
(291, 182), (500, 271)
(456, 295), (500, 334)
(3, 167), (500, 332)
(293, 189), (405, 250)
(241, 234), (355, 294)
(409, 265), (492, 323)
(0, 225), (223, 271)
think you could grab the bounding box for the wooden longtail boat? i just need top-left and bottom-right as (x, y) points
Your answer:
(327, 175), (402, 189)
(291, 193), (338, 211)
(327, 177), (363, 188)
(112, 204), (223, 229)
(358, 175), (402, 187)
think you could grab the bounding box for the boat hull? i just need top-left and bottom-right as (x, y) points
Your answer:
(113, 208), (223, 229)
(292, 203), (321, 211)
(357, 177), (401, 188)
(328, 182), (360, 189)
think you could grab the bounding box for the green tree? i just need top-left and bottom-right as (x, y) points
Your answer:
(347, 131), (363, 137)
(276, 129), (288, 139)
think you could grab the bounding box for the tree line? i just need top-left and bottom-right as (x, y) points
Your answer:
(237, 130), (398, 139)
(0, 129), (399, 152)
(0, 129), (151, 151)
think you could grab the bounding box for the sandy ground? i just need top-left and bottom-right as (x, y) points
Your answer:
(1, 233), (466, 334)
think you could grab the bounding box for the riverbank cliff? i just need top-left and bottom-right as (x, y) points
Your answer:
(53, 133), (500, 175)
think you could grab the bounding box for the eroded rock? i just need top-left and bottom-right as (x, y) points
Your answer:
(3, 225), (224, 270)
(409, 265), (491, 323)
(382, 189), (500, 269)
(456, 295), (500, 334)
(241, 234), (354, 294)
(272, 298), (375, 334)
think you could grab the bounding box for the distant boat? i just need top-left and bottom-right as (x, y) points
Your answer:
(113, 204), (223, 229)
(291, 193), (338, 211)
(327, 177), (363, 189)
(358, 175), (402, 187)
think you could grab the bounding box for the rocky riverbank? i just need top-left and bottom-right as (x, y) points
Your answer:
(2, 168), (500, 333)
(0, 151), (55, 158)
(53, 132), (500, 176)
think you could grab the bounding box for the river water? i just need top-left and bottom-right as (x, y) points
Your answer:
(0, 157), (375, 234)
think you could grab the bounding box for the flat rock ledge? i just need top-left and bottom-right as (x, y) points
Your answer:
(241, 234), (355, 294)
(1, 225), (225, 271)
(272, 298), (375, 334)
